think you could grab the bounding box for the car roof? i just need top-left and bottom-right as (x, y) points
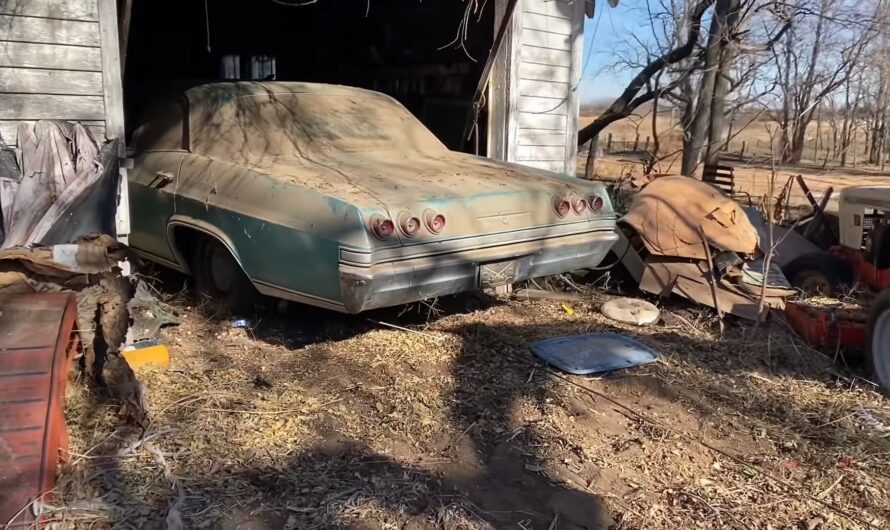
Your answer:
(184, 81), (379, 103)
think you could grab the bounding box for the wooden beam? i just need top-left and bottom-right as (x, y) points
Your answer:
(97, 0), (124, 143)
(119, 0), (134, 74)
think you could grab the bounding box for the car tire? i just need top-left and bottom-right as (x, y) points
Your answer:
(783, 252), (854, 297)
(867, 289), (890, 392)
(192, 236), (258, 317)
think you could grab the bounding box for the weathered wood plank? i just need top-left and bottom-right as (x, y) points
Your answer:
(0, 120), (105, 146)
(518, 112), (567, 130)
(0, 14), (99, 46)
(518, 130), (567, 146)
(0, 41), (101, 70)
(517, 94), (568, 114)
(519, 44), (572, 67)
(519, 61), (571, 82)
(523, 12), (573, 34)
(0, 0), (98, 21)
(0, 67), (102, 94)
(97, 0), (124, 142)
(522, 0), (573, 19)
(0, 94), (105, 120)
(521, 28), (572, 51)
(519, 78), (570, 99)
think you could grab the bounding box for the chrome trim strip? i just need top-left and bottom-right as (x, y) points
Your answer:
(252, 280), (346, 312)
(339, 221), (616, 267)
(131, 248), (188, 273)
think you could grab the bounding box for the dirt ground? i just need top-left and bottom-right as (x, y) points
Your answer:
(55, 281), (890, 529)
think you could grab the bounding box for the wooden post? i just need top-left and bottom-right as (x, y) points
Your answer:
(740, 141), (746, 158)
(633, 133), (639, 152)
(606, 133), (613, 154)
(644, 136), (650, 152)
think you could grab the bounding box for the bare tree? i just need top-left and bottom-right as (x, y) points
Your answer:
(771, 0), (881, 164)
(578, 0), (716, 178)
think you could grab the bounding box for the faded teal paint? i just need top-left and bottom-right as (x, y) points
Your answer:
(129, 181), (177, 261)
(169, 194), (349, 301)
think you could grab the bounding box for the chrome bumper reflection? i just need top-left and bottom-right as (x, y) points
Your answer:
(339, 229), (618, 313)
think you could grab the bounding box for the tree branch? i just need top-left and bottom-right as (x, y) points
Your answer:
(577, 0), (716, 146)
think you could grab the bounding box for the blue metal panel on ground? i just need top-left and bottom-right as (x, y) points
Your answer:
(531, 333), (658, 375)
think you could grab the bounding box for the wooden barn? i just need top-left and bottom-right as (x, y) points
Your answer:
(0, 0), (590, 236)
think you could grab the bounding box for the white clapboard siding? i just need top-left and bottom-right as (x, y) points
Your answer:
(520, 45), (572, 67)
(0, 120), (105, 145)
(517, 145), (565, 161)
(0, 15), (100, 46)
(0, 68), (103, 95)
(522, 0), (574, 19)
(519, 61), (571, 83)
(0, 0), (98, 21)
(521, 29), (572, 51)
(506, 0), (582, 175)
(518, 130), (567, 146)
(518, 78), (570, 99)
(517, 95), (568, 114)
(517, 112), (567, 131)
(0, 41), (101, 70)
(523, 13), (573, 34)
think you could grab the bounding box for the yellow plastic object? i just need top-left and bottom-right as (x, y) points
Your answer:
(122, 341), (170, 368)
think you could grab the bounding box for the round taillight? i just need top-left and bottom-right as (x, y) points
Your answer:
(399, 212), (421, 237)
(425, 211), (446, 233)
(590, 195), (605, 212)
(371, 215), (396, 239)
(554, 199), (571, 217)
(573, 197), (588, 214)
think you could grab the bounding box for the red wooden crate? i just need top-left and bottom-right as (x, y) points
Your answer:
(0, 293), (78, 528)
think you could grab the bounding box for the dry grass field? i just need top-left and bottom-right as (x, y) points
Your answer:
(578, 113), (890, 212)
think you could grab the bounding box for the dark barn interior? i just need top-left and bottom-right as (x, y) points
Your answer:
(122, 0), (494, 154)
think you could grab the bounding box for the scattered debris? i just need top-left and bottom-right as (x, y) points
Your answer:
(513, 287), (585, 302)
(623, 175), (758, 260)
(0, 121), (120, 249)
(600, 297), (660, 326)
(619, 175), (795, 320)
(531, 332), (658, 375)
(122, 339), (171, 369)
(128, 281), (182, 342)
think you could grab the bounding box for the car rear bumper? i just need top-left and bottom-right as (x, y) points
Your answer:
(338, 228), (618, 313)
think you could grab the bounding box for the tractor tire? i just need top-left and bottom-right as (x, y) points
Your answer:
(867, 289), (890, 393)
(192, 236), (258, 317)
(782, 252), (854, 297)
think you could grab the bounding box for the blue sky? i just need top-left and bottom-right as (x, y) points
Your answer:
(579, 3), (647, 103)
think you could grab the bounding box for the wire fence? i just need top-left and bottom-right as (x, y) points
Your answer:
(579, 132), (880, 169)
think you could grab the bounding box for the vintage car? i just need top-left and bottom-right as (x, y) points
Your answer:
(128, 82), (617, 313)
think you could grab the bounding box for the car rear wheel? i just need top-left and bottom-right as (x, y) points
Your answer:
(192, 236), (257, 317)
(783, 252), (854, 297)
(867, 290), (890, 392)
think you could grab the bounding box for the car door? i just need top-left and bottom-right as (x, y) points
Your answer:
(128, 99), (189, 264)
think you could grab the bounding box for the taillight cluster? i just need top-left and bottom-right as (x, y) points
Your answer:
(554, 194), (605, 217)
(371, 210), (446, 240)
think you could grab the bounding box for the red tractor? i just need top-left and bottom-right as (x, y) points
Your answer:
(783, 185), (890, 390)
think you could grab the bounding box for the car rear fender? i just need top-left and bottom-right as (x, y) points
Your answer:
(166, 216), (248, 278)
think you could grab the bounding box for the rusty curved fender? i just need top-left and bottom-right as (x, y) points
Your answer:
(623, 175), (758, 260)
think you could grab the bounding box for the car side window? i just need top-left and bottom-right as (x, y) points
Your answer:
(132, 97), (189, 153)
